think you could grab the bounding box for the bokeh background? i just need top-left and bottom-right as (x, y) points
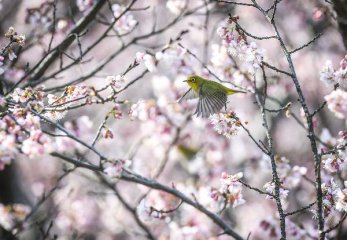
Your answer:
(0, 0), (347, 239)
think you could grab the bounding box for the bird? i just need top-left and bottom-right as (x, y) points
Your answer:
(179, 75), (245, 118)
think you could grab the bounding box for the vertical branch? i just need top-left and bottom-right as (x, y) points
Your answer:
(250, 0), (325, 237)
(254, 67), (286, 240)
(270, 22), (324, 239)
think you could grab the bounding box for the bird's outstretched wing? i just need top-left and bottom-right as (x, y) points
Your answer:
(178, 88), (199, 103)
(195, 84), (227, 118)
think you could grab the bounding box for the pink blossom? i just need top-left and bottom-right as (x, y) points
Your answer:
(323, 157), (344, 173)
(106, 75), (126, 90)
(209, 112), (240, 138)
(334, 67), (347, 88)
(111, 104), (123, 119)
(0, 203), (30, 231)
(76, 0), (94, 12)
(12, 88), (32, 103)
(217, 17), (264, 74)
(129, 99), (159, 121)
(283, 165), (307, 189)
(135, 52), (145, 63)
(320, 60), (335, 85)
(313, 8), (325, 21)
(166, 0), (186, 15)
(21, 130), (51, 158)
(264, 181), (289, 203)
(102, 129), (114, 139)
(4, 68), (25, 83)
(112, 4), (137, 34)
(143, 54), (157, 72)
(319, 178), (339, 217)
(210, 172), (245, 208)
(103, 159), (131, 178)
(325, 89), (347, 119)
(335, 188), (347, 212)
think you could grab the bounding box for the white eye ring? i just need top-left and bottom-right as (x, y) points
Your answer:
(191, 78), (196, 82)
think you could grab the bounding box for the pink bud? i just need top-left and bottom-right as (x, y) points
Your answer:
(313, 8), (324, 21)
(103, 129), (114, 139)
(221, 172), (228, 179)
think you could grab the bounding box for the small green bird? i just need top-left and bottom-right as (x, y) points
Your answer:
(179, 75), (245, 118)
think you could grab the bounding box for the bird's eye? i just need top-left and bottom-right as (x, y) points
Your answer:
(191, 78), (196, 82)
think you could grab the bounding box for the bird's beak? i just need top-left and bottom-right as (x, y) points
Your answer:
(183, 80), (188, 82)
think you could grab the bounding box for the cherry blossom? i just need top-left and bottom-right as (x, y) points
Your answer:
(320, 60), (336, 85)
(106, 75), (126, 91)
(209, 112), (241, 138)
(21, 130), (52, 159)
(143, 54), (157, 72)
(166, 0), (186, 15)
(111, 4), (137, 34)
(0, 203), (30, 232)
(335, 188), (347, 212)
(103, 159), (131, 178)
(264, 181), (289, 203)
(325, 89), (347, 119)
(210, 172), (245, 209)
(323, 156), (345, 173)
(76, 0), (94, 12)
(217, 17), (264, 75)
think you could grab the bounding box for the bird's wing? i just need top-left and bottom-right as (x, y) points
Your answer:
(195, 84), (227, 118)
(178, 88), (199, 103)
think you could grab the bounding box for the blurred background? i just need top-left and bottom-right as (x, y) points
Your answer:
(0, 0), (346, 239)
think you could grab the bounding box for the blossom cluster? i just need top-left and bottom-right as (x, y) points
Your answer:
(25, 1), (54, 29)
(256, 216), (310, 239)
(217, 17), (264, 75)
(0, 203), (31, 233)
(0, 87), (53, 168)
(106, 75), (126, 91)
(314, 178), (347, 220)
(3, 27), (25, 61)
(321, 56), (347, 119)
(136, 44), (197, 75)
(209, 111), (241, 139)
(210, 172), (245, 209)
(129, 98), (176, 144)
(103, 159), (131, 179)
(318, 129), (347, 174)
(262, 155), (307, 206)
(45, 85), (90, 120)
(112, 4), (137, 35)
(76, 0), (95, 12)
(0, 84), (99, 170)
(166, 0), (186, 15)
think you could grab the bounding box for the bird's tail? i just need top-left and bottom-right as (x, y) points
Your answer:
(226, 89), (247, 95)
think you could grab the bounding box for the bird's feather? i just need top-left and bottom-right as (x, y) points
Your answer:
(178, 88), (199, 103)
(195, 84), (227, 118)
